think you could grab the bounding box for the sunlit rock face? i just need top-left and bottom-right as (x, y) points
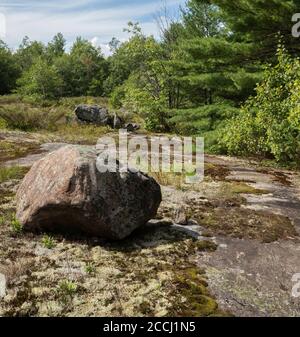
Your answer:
(16, 145), (162, 240)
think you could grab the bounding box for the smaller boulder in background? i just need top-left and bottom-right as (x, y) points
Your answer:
(75, 105), (113, 127)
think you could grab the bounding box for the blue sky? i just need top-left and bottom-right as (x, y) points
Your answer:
(0, 0), (186, 55)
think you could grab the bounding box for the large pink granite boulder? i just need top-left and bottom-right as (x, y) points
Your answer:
(16, 145), (161, 240)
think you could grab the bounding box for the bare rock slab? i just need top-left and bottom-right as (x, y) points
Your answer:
(16, 145), (162, 240)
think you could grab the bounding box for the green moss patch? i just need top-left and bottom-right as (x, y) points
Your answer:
(0, 208), (224, 317)
(223, 181), (268, 195)
(191, 204), (297, 243)
(205, 163), (230, 181)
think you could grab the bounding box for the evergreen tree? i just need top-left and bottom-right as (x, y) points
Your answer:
(46, 33), (66, 60)
(164, 0), (300, 145)
(213, 0), (300, 57)
(0, 41), (20, 95)
(55, 37), (108, 97)
(182, 0), (221, 37)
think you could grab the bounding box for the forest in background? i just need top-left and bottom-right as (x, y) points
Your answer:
(1, 0), (300, 165)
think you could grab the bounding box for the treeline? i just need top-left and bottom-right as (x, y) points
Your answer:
(1, 0), (300, 164)
(0, 34), (108, 98)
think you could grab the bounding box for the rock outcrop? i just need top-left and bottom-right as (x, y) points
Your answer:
(74, 105), (140, 131)
(75, 105), (113, 126)
(16, 145), (162, 240)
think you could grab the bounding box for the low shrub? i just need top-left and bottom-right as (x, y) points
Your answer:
(220, 45), (300, 165)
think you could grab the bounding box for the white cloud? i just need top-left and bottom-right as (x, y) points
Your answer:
(0, 13), (6, 39)
(90, 36), (99, 47)
(90, 36), (112, 57)
(1, 0), (184, 50)
(99, 43), (112, 58)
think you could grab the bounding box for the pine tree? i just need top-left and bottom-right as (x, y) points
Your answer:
(167, 0), (299, 145)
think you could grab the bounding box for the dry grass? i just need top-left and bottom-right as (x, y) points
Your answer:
(0, 96), (113, 145)
(0, 104), (66, 132)
(150, 171), (185, 190)
(52, 124), (111, 145)
(0, 260), (34, 288)
(59, 96), (108, 109)
(205, 163), (230, 181)
(0, 140), (42, 163)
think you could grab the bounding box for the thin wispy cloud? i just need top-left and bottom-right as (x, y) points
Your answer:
(0, 0), (185, 56)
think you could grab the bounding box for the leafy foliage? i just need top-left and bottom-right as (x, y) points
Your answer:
(0, 0), (300, 163)
(11, 35), (108, 100)
(17, 58), (64, 100)
(221, 46), (300, 164)
(0, 41), (20, 95)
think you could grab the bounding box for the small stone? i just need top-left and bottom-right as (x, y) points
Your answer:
(125, 123), (140, 132)
(174, 206), (188, 225)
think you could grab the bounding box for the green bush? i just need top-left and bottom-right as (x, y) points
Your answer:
(121, 75), (169, 132)
(109, 86), (125, 109)
(221, 45), (300, 164)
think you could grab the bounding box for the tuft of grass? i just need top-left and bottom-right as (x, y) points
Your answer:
(56, 280), (78, 301)
(55, 279), (80, 309)
(0, 94), (23, 105)
(0, 141), (41, 164)
(0, 118), (7, 129)
(0, 166), (28, 183)
(41, 235), (56, 249)
(150, 171), (184, 190)
(11, 214), (23, 234)
(85, 263), (96, 275)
